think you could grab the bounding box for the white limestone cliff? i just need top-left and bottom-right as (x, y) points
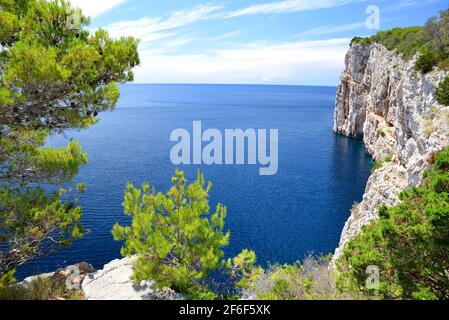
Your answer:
(333, 43), (449, 258)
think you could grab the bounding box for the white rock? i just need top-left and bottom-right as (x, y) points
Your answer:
(333, 43), (449, 260)
(81, 257), (184, 300)
(19, 272), (54, 289)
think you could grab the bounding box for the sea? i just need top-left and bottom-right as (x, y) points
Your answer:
(17, 84), (372, 279)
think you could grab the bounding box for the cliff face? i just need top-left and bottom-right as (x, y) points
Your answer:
(334, 43), (449, 257)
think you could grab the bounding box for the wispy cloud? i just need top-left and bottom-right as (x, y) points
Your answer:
(68, 0), (128, 17)
(207, 30), (244, 41)
(297, 22), (366, 37)
(104, 4), (224, 46)
(226, 0), (361, 18)
(385, 0), (438, 12)
(97, 1), (367, 84)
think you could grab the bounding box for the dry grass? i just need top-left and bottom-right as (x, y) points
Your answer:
(243, 256), (365, 300)
(0, 277), (85, 301)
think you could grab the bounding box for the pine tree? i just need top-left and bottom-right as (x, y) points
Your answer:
(113, 170), (230, 293)
(0, 0), (139, 287)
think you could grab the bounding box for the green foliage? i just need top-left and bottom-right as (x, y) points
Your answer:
(0, 276), (85, 300)
(338, 147), (449, 300)
(0, 0), (139, 131)
(186, 287), (219, 301)
(415, 48), (440, 73)
(351, 27), (431, 60)
(436, 75), (449, 106)
(371, 162), (383, 173)
(76, 183), (86, 193)
(113, 170), (230, 293)
(0, 186), (84, 278)
(0, 0), (139, 286)
(352, 9), (449, 73)
(240, 255), (361, 300)
(0, 269), (16, 290)
(227, 249), (264, 290)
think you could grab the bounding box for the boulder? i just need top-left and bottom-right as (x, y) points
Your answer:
(81, 257), (184, 300)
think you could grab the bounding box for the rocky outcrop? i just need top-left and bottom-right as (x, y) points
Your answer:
(81, 257), (185, 300)
(19, 262), (95, 291)
(334, 43), (449, 258)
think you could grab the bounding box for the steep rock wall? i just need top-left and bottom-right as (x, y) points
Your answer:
(334, 43), (449, 258)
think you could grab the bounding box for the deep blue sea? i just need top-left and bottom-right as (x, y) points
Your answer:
(17, 84), (372, 279)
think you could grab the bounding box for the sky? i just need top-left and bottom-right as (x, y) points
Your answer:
(68, 0), (449, 86)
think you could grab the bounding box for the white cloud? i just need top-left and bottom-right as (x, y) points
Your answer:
(227, 0), (360, 18)
(68, 0), (128, 17)
(207, 30), (244, 41)
(105, 4), (224, 46)
(99, 2), (358, 84)
(297, 22), (366, 37)
(133, 38), (351, 85)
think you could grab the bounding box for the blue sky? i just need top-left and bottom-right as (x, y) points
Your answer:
(69, 0), (448, 85)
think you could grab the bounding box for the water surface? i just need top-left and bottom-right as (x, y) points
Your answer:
(18, 84), (372, 278)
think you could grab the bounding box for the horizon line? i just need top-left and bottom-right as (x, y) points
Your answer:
(125, 82), (339, 88)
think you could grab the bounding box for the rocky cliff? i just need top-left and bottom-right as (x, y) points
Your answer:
(334, 43), (449, 258)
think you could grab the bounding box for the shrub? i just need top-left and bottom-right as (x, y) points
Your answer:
(415, 49), (439, 73)
(438, 56), (449, 70)
(353, 9), (449, 73)
(113, 170), (230, 294)
(338, 147), (449, 300)
(241, 255), (362, 300)
(0, 276), (85, 300)
(371, 162), (383, 173)
(436, 75), (449, 106)
(353, 27), (430, 59)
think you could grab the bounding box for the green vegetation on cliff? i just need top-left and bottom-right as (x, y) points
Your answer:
(351, 26), (430, 60)
(352, 9), (449, 106)
(338, 147), (449, 300)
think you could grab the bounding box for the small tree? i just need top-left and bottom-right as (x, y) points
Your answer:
(415, 49), (438, 73)
(113, 170), (230, 293)
(436, 75), (449, 106)
(425, 9), (449, 54)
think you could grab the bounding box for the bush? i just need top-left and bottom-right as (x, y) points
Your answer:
(352, 9), (449, 73)
(338, 147), (449, 300)
(353, 27), (430, 59)
(371, 162), (383, 173)
(436, 75), (449, 106)
(241, 255), (363, 300)
(438, 56), (449, 70)
(112, 170), (230, 293)
(415, 49), (439, 73)
(0, 276), (84, 300)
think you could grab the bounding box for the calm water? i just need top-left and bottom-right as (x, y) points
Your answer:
(17, 84), (372, 278)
